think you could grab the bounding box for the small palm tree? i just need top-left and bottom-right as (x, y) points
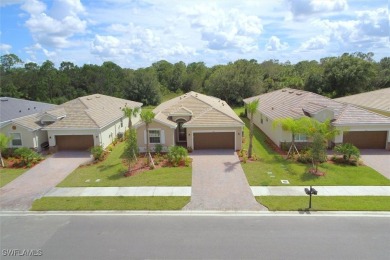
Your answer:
(122, 106), (140, 129)
(245, 99), (259, 158)
(0, 133), (11, 167)
(273, 117), (311, 158)
(140, 110), (155, 164)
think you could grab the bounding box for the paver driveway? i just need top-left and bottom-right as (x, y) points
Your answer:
(360, 149), (390, 179)
(0, 151), (92, 211)
(184, 150), (267, 211)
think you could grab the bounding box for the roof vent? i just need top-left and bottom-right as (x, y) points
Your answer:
(19, 110), (21, 113)
(34, 107), (36, 109)
(288, 91), (294, 93)
(296, 92), (302, 96)
(271, 107), (274, 110)
(281, 89), (287, 92)
(96, 95), (100, 98)
(87, 97), (92, 100)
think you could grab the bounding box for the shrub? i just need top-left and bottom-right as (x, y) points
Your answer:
(154, 144), (163, 154)
(91, 146), (104, 161)
(239, 111), (246, 118)
(334, 143), (360, 162)
(14, 147), (41, 166)
(168, 146), (188, 166)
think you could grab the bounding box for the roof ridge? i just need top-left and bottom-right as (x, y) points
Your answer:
(74, 97), (100, 128)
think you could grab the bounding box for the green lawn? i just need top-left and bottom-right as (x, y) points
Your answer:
(257, 196), (390, 211)
(58, 141), (192, 187)
(0, 168), (27, 187)
(31, 196), (190, 211)
(238, 115), (390, 186)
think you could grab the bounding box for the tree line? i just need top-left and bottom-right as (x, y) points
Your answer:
(1, 52), (389, 106)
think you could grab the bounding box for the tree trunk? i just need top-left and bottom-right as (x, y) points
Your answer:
(0, 151), (4, 167)
(248, 113), (254, 158)
(146, 124), (150, 164)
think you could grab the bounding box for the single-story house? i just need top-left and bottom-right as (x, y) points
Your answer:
(243, 88), (390, 150)
(134, 91), (244, 151)
(334, 88), (390, 117)
(0, 97), (57, 151)
(1, 94), (142, 152)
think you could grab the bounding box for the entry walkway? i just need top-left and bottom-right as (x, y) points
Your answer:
(43, 186), (390, 197)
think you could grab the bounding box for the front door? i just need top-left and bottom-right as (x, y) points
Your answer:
(177, 121), (187, 142)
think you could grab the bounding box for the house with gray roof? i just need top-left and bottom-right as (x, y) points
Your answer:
(1, 94), (142, 152)
(334, 88), (390, 117)
(244, 88), (390, 150)
(0, 97), (57, 151)
(134, 91), (244, 151)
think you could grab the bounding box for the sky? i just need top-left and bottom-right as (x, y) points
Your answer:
(0, 0), (389, 69)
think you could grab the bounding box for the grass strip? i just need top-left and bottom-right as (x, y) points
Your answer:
(0, 168), (27, 187)
(257, 196), (390, 211)
(31, 196), (190, 211)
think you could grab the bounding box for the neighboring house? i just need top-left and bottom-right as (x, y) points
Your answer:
(1, 94), (142, 152)
(43, 94), (142, 151)
(134, 91), (244, 151)
(0, 97), (57, 151)
(243, 88), (390, 150)
(334, 88), (390, 117)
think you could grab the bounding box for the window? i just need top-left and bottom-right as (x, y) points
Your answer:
(11, 133), (22, 146)
(294, 133), (307, 142)
(149, 130), (161, 144)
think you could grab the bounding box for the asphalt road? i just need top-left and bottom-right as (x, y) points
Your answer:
(1, 213), (389, 259)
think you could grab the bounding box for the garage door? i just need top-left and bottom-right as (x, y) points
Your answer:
(56, 135), (94, 151)
(193, 132), (235, 150)
(343, 131), (387, 149)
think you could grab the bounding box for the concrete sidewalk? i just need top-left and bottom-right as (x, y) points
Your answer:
(43, 186), (390, 197)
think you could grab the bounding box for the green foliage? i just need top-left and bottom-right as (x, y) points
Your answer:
(90, 146), (104, 161)
(124, 129), (139, 163)
(14, 147), (41, 166)
(168, 146), (188, 166)
(154, 144), (163, 154)
(245, 99), (260, 158)
(122, 106), (140, 129)
(308, 132), (327, 173)
(0, 133), (10, 152)
(334, 143), (360, 162)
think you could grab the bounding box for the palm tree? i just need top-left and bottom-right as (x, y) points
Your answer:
(122, 106), (140, 129)
(140, 110), (155, 164)
(0, 133), (11, 167)
(273, 117), (311, 158)
(245, 99), (259, 158)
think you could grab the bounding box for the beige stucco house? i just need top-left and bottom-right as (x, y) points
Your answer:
(1, 94), (142, 152)
(134, 91), (244, 152)
(243, 88), (390, 150)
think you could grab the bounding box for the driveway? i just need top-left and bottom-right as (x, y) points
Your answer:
(0, 151), (92, 211)
(360, 149), (390, 179)
(183, 150), (267, 211)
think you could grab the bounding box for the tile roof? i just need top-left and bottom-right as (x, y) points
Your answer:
(334, 88), (390, 115)
(43, 94), (142, 129)
(243, 88), (390, 126)
(153, 91), (244, 128)
(0, 97), (56, 124)
(12, 113), (43, 131)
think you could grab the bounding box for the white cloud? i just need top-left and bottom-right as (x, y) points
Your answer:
(21, 0), (87, 48)
(299, 35), (330, 50)
(0, 0), (24, 7)
(185, 5), (263, 53)
(265, 36), (289, 51)
(25, 43), (57, 59)
(287, 0), (347, 18)
(0, 43), (12, 52)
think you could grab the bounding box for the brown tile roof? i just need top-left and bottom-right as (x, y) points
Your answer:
(153, 91), (244, 128)
(334, 88), (390, 114)
(243, 88), (390, 126)
(44, 94), (142, 129)
(12, 113), (43, 131)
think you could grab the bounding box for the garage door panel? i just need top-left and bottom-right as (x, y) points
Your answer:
(343, 131), (386, 149)
(56, 135), (94, 151)
(194, 132), (234, 150)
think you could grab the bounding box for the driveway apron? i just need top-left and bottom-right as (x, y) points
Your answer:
(360, 149), (390, 179)
(0, 151), (92, 211)
(184, 150), (267, 211)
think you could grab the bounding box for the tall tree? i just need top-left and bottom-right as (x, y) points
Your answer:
(245, 99), (259, 158)
(122, 106), (140, 129)
(140, 110), (155, 165)
(124, 129), (139, 176)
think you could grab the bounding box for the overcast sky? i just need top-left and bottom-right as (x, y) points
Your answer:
(1, 0), (389, 68)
